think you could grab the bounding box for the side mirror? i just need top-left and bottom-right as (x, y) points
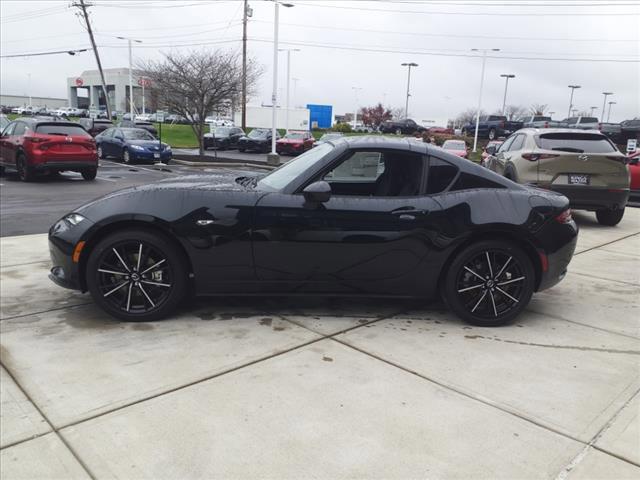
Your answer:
(115, 135), (124, 141)
(303, 181), (331, 203)
(630, 156), (639, 165)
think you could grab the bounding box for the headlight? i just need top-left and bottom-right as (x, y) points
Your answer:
(164, 144), (171, 151)
(65, 213), (86, 226)
(131, 144), (145, 151)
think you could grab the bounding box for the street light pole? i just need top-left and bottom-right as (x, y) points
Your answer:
(601, 92), (613, 122)
(279, 48), (300, 133)
(567, 85), (581, 118)
(352, 86), (362, 130)
(401, 62), (418, 118)
(500, 73), (515, 115)
(117, 36), (142, 118)
(607, 101), (616, 122)
(589, 106), (598, 116)
(471, 48), (499, 153)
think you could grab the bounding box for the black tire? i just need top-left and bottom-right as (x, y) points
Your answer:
(86, 229), (188, 322)
(596, 208), (625, 226)
(97, 145), (104, 159)
(16, 153), (34, 182)
(0, 166), (5, 176)
(238, 147), (246, 153)
(442, 240), (535, 326)
(504, 165), (518, 182)
(488, 128), (497, 140)
(81, 168), (97, 181)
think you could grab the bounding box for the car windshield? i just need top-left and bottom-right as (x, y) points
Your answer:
(249, 129), (269, 139)
(285, 132), (305, 139)
(443, 141), (465, 150)
(123, 129), (155, 140)
(214, 127), (231, 135)
(35, 125), (90, 137)
(257, 143), (334, 191)
(536, 133), (616, 153)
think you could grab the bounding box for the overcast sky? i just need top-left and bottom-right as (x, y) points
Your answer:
(1, 0), (639, 124)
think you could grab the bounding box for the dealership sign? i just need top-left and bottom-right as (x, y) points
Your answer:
(75, 78), (84, 86)
(138, 78), (151, 87)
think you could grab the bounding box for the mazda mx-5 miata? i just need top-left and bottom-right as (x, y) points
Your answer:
(49, 137), (578, 326)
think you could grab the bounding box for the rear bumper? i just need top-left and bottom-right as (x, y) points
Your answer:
(33, 161), (98, 171)
(538, 226), (578, 291)
(548, 186), (629, 211)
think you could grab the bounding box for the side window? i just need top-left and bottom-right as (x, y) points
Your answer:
(2, 122), (16, 136)
(324, 151), (384, 182)
(103, 129), (114, 138)
(426, 157), (458, 194)
(498, 135), (516, 153)
(13, 123), (26, 136)
(509, 134), (525, 151)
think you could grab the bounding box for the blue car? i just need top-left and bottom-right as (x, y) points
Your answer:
(96, 127), (171, 164)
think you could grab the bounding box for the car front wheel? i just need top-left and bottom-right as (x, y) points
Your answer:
(596, 208), (625, 226)
(86, 229), (188, 321)
(442, 240), (535, 326)
(122, 149), (131, 164)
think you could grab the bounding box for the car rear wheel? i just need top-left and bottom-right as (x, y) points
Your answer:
(17, 154), (34, 182)
(86, 229), (188, 322)
(442, 240), (535, 326)
(97, 146), (104, 159)
(81, 168), (97, 181)
(595, 208), (625, 226)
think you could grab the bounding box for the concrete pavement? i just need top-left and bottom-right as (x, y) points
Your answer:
(0, 209), (639, 479)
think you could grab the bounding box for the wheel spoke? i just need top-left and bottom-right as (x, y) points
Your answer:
(471, 291), (488, 313)
(496, 286), (519, 303)
(98, 268), (128, 276)
(464, 266), (485, 282)
(126, 283), (133, 311)
(489, 291), (498, 317)
(485, 252), (494, 277)
(112, 248), (131, 272)
(495, 256), (512, 280)
(141, 258), (166, 275)
(137, 283), (156, 307)
(103, 281), (128, 298)
(497, 276), (525, 286)
(141, 280), (171, 288)
(458, 284), (484, 293)
(136, 243), (143, 271)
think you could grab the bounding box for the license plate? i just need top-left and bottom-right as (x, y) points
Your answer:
(568, 174), (590, 185)
(153, 153), (160, 159)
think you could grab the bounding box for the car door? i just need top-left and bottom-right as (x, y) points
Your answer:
(252, 148), (440, 295)
(231, 128), (243, 146)
(492, 134), (516, 175)
(99, 128), (114, 156)
(0, 121), (16, 166)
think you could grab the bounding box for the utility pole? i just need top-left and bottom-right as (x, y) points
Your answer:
(242, 0), (250, 130)
(471, 48), (500, 152)
(500, 74), (515, 115)
(75, 0), (111, 120)
(401, 62), (418, 119)
(279, 48), (300, 133)
(352, 86), (362, 130)
(589, 106), (598, 116)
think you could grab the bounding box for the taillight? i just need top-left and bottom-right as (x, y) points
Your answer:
(543, 121), (549, 128)
(555, 209), (573, 224)
(24, 136), (45, 143)
(522, 153), (559, 161)
(598, 123), (602, 131)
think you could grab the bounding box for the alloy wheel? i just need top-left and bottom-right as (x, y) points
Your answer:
(95, 241), (173, 315)
(123, 149), (130, 163)
(455, 249), (526, 320)
(97, 146), (103, 159)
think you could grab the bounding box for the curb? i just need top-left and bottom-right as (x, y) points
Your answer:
(171, 159), (275, 170)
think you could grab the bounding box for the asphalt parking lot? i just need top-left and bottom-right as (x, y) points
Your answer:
(0, 164), (639, 479)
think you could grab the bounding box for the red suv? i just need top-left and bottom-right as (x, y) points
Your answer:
(0, 117), (98, 181)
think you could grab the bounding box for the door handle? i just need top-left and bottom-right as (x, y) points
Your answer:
(391, 207), (427, 215)
(398, 214), (416, 221)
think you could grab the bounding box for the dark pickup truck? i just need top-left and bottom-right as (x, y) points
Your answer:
(461, 115), (523, 140)
(379, 118), (425, 135)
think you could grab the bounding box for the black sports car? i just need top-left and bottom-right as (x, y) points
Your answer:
(48, 137), (578, 325)
(203, 126), (245, 150)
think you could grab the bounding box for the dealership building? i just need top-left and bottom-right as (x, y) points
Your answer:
(67, 68), (149, 112)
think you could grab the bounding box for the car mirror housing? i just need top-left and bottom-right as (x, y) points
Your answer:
(303, 181), (331, 203)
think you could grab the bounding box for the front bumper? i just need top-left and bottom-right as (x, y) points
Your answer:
(276, 143), (304, 155)
(48, 217), (94, 291)
(549, 186), (629, 211)
(130, 149), (172, 163)
(239, 141), (269, 151)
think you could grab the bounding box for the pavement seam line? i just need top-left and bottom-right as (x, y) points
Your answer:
(0, 359), (97, 480)
(568, 270), (639, 287)
(553, 388), (640, 478)
(0, 302), (94, 323)
(573, 231), (640, 257)
(330, 335), (640, 470)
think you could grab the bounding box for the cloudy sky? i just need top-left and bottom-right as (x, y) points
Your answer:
(1, 0), (639, 124)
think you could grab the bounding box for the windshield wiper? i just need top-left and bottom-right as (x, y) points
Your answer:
(236, 176), (258, 188)
(551, 147), (584, 153)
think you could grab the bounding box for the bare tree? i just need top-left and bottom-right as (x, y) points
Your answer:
(139, 50), (262, 155)
(503, 105), (528, 120)
(390, 107), (406, 120)
(360, 103), (393, 128)
(455, 108), (485, 127)
(530, 103), (548, 115)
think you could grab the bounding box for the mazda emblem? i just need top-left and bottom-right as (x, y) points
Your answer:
(578, 154), (589, 162)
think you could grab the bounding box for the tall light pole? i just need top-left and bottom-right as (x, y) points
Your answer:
(471, 48), (500, 152)
(117, 36), (142, 118)
(279, 48), (300, 133)
(607, 101), (616, 122)
(270, 1), (294, 160)
(601, 92), (613, 122)
(567, 85), (581, 118)
(352, 86), (362, 129)
(401, 62), (418, 118)
(292, 77), (299, 107)
(27, 73), (32, 107)
(589, 106), (598, 116)
(500, 73), (515, 115)
(548, 111), (555, 117)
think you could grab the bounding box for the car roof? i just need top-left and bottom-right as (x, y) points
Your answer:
(516, 127), (605, 135)
(15, 117), (79, 126)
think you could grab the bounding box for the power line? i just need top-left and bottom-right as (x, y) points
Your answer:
(293, 1), (640, 15)
(0, 48), (90, 59)
(377, 0), (640, 6)
(253, 19), (635, 43)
